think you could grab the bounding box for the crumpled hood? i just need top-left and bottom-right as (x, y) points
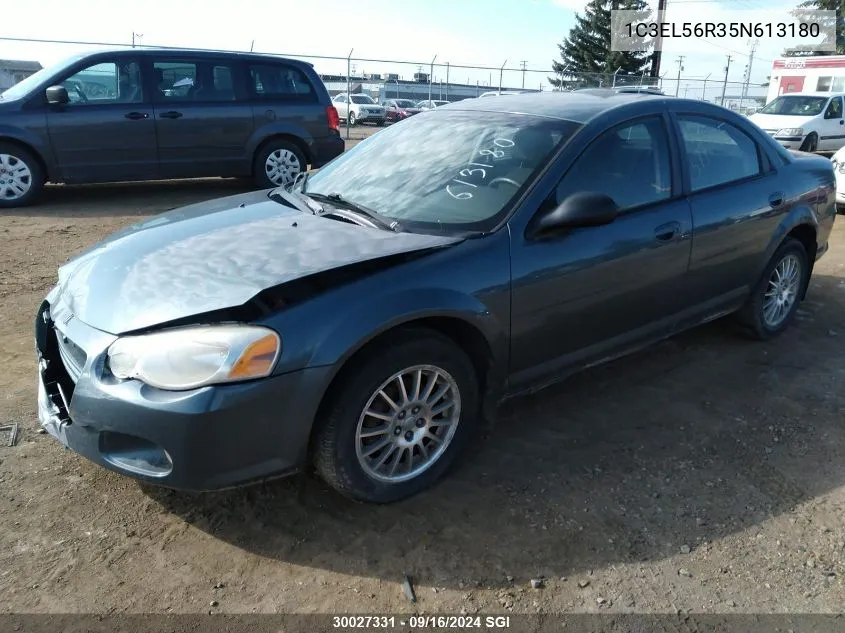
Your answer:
(55, 190), (460, 334)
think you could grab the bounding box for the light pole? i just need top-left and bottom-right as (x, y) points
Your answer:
(346, 48), (353, 140)
(675, 56), (685, 97)
(499, 59), (507, 93)
(702, 72), (711, 100)
(386, 78), (399, 101)
(428, 54), (437, 102)
(445, 62), (450, 101)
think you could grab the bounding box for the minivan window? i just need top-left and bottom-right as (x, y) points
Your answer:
(61, 61), (143, 104)
(154, 61), (197, 100)
(153, 60), (238, 102)
(249, 64), (316, 101)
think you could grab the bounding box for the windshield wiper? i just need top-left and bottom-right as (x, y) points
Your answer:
(268, 187), (323, 215)
(307, 192), (402, 232)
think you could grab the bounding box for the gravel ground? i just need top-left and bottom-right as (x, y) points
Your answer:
(2, 154), (845, 622)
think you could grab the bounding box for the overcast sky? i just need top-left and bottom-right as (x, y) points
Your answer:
(0, 0), (810, 95)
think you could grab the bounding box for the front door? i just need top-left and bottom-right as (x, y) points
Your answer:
(779, 76), (805, 95)
(820, 96), (845, 151)
(508, 115), (693, 389)
(46, 57), (158, 183)
(150, 57), (254, 179)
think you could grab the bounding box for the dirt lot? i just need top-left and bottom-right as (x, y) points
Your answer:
(2, 157), (845, 621)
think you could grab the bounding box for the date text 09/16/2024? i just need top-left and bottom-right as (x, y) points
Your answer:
(331, 615), (512, 629)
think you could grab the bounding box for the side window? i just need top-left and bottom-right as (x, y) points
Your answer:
(60, 61), (142, 104)
(817, 76), (833, 91)
(825, 97), (843, 119)
(556, 117), (672, 211)
(208, 64), (236, 101)
(335, 94), (346, 103)
(249, 64), (317, 102)
(677, 115), (762, 192)
(153, 61), (198, 101)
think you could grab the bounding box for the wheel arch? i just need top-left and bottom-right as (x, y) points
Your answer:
(0, 135), (50, 183)
(250, 129), (314, 171)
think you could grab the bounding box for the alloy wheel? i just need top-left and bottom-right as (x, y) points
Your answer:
(264, 149), (301, 186)
(762, 252), (802, 328)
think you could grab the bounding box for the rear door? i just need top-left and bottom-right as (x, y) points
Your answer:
(150, 56), (254, 178)
(247, 62), (326, 141)
(675, 113), (788, 319)
(46, 56), (158, 182)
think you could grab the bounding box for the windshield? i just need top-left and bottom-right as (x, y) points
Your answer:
(395, 100), (416, 108)
(759, 95), (828, 116)
(0, 53), (84, 101)
(300, 110), (580, 234)
(350, 95), (375, 104)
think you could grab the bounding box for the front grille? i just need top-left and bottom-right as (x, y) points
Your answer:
(55, 328), (86, 384)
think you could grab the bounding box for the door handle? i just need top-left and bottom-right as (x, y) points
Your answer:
(159, 111), (183, 119)
(769, 192), (785, 208)
(124, 111), (149, 120)
(654, 221), (681, 242)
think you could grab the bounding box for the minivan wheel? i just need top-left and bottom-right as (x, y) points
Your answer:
(313, 330), (479, 503)
(0, 143), (43, 208)
(349, 111), (357, 126)
(254, 139), (306, 189)
(736, 237), (809, 340)
(800, 132), (818, 153)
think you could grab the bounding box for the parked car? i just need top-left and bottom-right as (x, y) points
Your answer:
(332, 93), (386, 126)
(479, 91), (524, 98)
(35, 93), (835, 503)
(416, 99), (449, 110)
(749, 92), (845, 152)
(831, 145), (845, 210)
(0, 48), (344, 208)
(613, 86), (664, 95)
(382, 98), (421, 122)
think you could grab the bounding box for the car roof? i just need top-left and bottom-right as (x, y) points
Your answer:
(780, 91), (844, 97)
(74, 47), (315, 67)
(440, 90), (671, 124)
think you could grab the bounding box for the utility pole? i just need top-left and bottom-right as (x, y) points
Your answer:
(742, 39), (759, 111)
(499, 59), (507, 93)
(702, 72), (711, 100)
(346, 48), (353, 140)
(649, 0), (667, 77)
(721, 54), (733, 106)
(445, 62), (450, 101)
(429, 54), (437, 102)
(520, 61), (528, 89)
(131, 32), (142, 48)
(674, 55), (684, 97)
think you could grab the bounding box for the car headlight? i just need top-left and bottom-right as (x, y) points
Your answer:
(107, 325), (280, 391)
(777, 127), (804, 137)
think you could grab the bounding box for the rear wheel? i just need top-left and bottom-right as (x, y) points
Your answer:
(735, 237), (809, 340)
(313, 330), (480, 503)
(253, 139), (306, 189)
(0, 143), (43, 208)
(800, 132), (818, 153)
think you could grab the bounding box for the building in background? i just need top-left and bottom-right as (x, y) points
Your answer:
(0, 59), (42, 91)
(767, 56), (845, 104)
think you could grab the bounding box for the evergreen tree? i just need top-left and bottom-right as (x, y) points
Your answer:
(784, 0), (844, 56)
(550, 0), (652, 89)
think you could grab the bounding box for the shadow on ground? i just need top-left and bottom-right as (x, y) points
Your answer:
(144, 275), (845, 589)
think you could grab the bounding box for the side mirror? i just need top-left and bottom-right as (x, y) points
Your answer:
(527, 191), (619, 239)
(46, 85), (69, 105)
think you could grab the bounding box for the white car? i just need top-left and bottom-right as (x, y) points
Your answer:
(831, 146), (845, 210)
(749, 91), (845, 152)
(415, 99), (449, 111)
(332, 93), (386, 126)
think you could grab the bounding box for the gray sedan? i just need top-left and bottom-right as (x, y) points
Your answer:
(35, 93), (836, 503)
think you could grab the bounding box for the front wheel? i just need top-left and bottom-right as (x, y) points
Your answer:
(800, 132), (818, 153)
(735, 237), (809, 340)
(313, 330), (480, 503)
(0, 143), (44, 208)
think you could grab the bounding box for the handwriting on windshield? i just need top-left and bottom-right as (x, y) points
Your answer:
(446, 137), (515, 200)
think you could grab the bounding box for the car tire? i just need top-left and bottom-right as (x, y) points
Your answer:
(800, 132), (818, 153)
(837, 204), (845, 215)
(0, 142), (44, 208)
(313, 328), (480, 503)
(349, 111), (357, 126)
(735, 237), (810, 341)
(253, 139), (307, 189)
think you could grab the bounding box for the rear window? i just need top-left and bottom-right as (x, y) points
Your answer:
(249, 64), (316, 102)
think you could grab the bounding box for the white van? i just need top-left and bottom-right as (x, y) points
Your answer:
(749, 91), (845, 152)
